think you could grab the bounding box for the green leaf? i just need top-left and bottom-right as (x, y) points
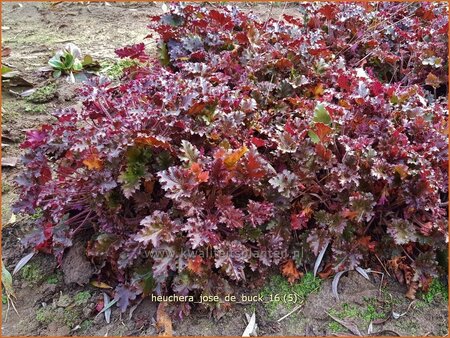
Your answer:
(159, 42), (170, 67)
(52, 69), (62, 78)
(390, 95), (399, 105)
(82, 55), (93, 66)
(2, 262), (14, 297)
(63, 53), (75, 69)
(134, 264), (155, 297)
(308, 130), (320, 144)
(72, 59), (83, 72)
(48, 59), (64, 70)
(1, 65), (12, 74)
(313, 103), (331, 125)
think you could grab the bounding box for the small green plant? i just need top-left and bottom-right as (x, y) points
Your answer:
(329, 303), (359, 320)
(328, 321), (344, 333)
(292, 272), (322, 299)
(423, 279), (448, 303)
(36, 307), (53, 325)
(328, 300), (386, 331)
(2, 182), (12, 194)
(260, 272), (321, 316)
(363, 303), (385, 322)
(80, 319), (93, 332)
(74, 291), (91, 305)
(21, 262), (42, 284)
(31, 208), (44, 221)
(63, 308), (80, 327)
(100, 58), (141, 79)
(46, 274), (59, 284)
(24, 103), (47, 114)
(26, 83), (57, 104)
(47, 43), (99, 83)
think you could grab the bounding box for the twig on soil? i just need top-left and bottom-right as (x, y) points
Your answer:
(277, 303), (303, 322)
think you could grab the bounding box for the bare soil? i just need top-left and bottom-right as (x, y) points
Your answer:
(1, 2), (448, 336)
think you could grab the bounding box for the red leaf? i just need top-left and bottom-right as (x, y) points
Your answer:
(283, 15), (303, 26)
(315, 144), (332, 160)
(20, 129), (48, 149)
(244, 148), (266, 180)
(284, 121), (296, 135)
(216, 195), (245, 229)
(251, 137), (266, 148)
(370, 80), (384, 96)
(187, 256), (203, 275)
(291, 206), (312, 230)
(337, 74), (352, 92)
(115, 43), (149, 62)
(95, 299), (105, 313)
(135, 135), (171, 150)
(190, 50), (206, 62)
(235, 32), (249, 44)
(313, 123), (333, 143)
(209, 9), (233, 29)
(274, 58), (293, 70)
(190, 162), (209, 183)
(247, 200), (273, 227)
(187, 102), (207, 116)
(319, 4), (337, 20)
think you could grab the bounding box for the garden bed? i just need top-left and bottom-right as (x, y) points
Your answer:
(1, 2), (448, 336)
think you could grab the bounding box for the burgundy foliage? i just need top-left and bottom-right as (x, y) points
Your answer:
(14, 2), (448, 316)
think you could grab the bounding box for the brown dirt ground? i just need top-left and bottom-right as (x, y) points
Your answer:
(1, 2), (448, 336)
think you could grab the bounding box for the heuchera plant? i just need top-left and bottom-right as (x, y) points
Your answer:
(14, 2), (448, 318)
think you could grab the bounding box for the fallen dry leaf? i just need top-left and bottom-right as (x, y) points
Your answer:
(156, 302), (173, 337)
(318, 263), (333, 279)
(281, 259), (302, 284)
(405, 281), (418, 300)
(91, 281), (113, 289)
